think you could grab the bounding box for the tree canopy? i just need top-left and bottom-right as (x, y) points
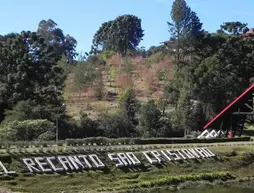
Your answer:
(92, 14), (144, 56)
(220, 21), (248, 35)
(167, 0), (203, 72)
(37, 19), (77, 63)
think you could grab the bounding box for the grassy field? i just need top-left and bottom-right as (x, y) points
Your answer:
(1, 144), (254, 192)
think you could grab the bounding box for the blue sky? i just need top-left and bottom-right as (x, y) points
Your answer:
(0, 0), (253, 53)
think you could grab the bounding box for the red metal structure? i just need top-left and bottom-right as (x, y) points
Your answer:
(203, 84), (254, 137)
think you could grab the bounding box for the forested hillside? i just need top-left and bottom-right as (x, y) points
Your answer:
(0, 0), (254, 141)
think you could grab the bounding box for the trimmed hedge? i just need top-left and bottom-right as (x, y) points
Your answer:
(0, 154), (11, 163)
(0, 136), (250, 149)
(133, 137), (251, 145)
(65, 137), (251, 146)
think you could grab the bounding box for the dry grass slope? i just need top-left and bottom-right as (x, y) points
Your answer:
(64, 53), (175, 120)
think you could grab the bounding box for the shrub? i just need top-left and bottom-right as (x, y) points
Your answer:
(119, 88), (138, 125)
(139, 100), (162, 137)
(0, 119), (54, 141)
(38, 131), (55, 141)
(75, 112), (100, 138)
(97, 110), (135, 138)
(2, 101), (57, 124)
(0, 154), (11, 163)
(64, 136), (250, 147)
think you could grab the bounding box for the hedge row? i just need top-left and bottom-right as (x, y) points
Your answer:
(98, 172), (235, 191)
(0, 137), (251, 149)
(64, 137), (251, 146)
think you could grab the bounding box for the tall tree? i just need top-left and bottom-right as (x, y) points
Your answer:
(92, 21), (114, 52)
(139, 100), (162, 137)
(168, 0), (203, 72)
(0, 31), (66, 110)
(92, 15), (144, 56)
(37, 19), (77, 63)
(119, 88), (138, 125)
(191, 35), (254, 120)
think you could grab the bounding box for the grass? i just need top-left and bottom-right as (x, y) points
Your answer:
(0, 145), (254, 192)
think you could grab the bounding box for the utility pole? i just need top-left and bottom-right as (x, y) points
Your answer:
(184, 107), (193, 138)
(56, 103), (66, 144)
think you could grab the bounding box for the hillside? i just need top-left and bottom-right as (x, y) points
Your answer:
(64, 52), (175, 120)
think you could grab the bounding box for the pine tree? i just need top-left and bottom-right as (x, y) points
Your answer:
(168, 0), (203, 72)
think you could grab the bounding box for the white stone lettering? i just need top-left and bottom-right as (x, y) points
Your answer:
(117, 153), (133, 166)
(78, 155), (92, 169)
(187, 149), (201, 158)
(160, 150), (171, 161)
(23, 158), (40, 173)
(68, 156), (85, 170)
(142, 151), (158, 164)
(89, 154), (105, 169)
(46, 157), (64, 172)
(151, 151), (164, 163)
(175, 150), (186, 160)
(126, 152), (141, 165)
(57, 156), (74, 171)
(199, 148), (211, 157)
(0, 161), (15, 175)
(34, 157), (52, 173)
(20, 148), (216, 174)
(181, 149), (195, 159)
(108, 153), (124, 167)
(195, 148), (208, 158)
(166, 150), (182, 161)
(202, 148), (216, 157)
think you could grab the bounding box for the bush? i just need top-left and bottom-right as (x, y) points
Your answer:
(0, 119), (54, 141)
(0, 154), (11, 163)
(62, 136), (251, 147)
(97, 110), (135, 138)
(2, 100), (57, 124)
(139, 100), (162, 137)
(69, 112), (100, 138)
(38, 131), (55, 141)
(119, 88), (138, 125)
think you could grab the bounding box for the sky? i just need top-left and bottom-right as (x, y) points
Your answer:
(0, 0), (254, 53)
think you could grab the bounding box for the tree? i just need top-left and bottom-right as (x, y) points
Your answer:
(92, 21), (114, 52)
(92, 15), (144, 56)
(220, 21), (248, 35)
(119, 88), (138, 125)
(191, 35), (254, 120)
(168, 0), (203, 72)
(139, 100), (162, 137)
(76, 112), (99, 138)
(0, 31), (66, 109)
(0, 119), (54, 141)
(37, 19), (77, 63)
(73, 62), (99, 99)
(0, 82), (7, 122)
(2, 100), (58, 124)
(170, 86), (192, 133)
(97, 110), (134, 138)
(108, 67), (117, 87)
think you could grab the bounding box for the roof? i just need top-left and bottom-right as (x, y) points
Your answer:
(203, 84), (254, 129)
